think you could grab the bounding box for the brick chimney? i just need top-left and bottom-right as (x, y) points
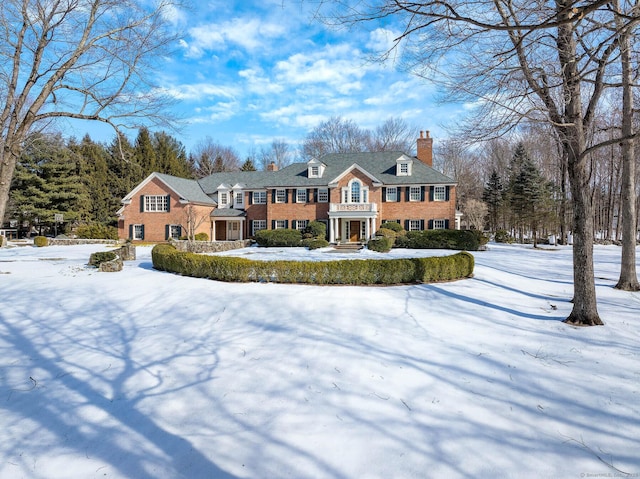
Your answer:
(266, 161), (278, 171)
(416, 130), (433, 167)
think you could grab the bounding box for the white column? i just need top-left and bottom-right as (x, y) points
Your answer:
(212, 221), (216, 242)
(239, 221), (243, 241)
(364, 218), (370, 240)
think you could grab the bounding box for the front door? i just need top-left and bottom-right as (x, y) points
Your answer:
(227, 221), (240, 240)
(349, 221), (360, 242)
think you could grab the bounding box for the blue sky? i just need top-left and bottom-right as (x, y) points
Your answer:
(71, 0), (465, 158)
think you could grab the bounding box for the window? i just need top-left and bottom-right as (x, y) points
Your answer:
(295, 220), (308, 231)
(351, 181), (361, 203)
(132, 224), (144, 240)
(274, 220), (287, 229)
(386, 187), (398, 202)
(317, 188), (329, 203)
(410, 186), (421, 202)
(253, 191), (267, 204)
(409, 220), (423, 231)
(252, 220), (266, 235)
(235, 192), (243, 205)
(144, 195), (168, 212)
(296, 189), (307, 203)
(433, 219), (446, 229)
(168, 224), (182, 239)
(219, 192), (228, 206)
(311, 166), (319, 176)
(276, 189), (287, 203)
(399, 163), (409, 174)
(434, 186), (446, 201)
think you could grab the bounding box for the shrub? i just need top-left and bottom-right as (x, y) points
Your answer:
(375, 227), (397, 242)
(254, 229), (302, 247)
(304, 221), (327, 239)
(302, 238), (330, 250)
(76, 223), (118, 240)
(397, 229), (487, 251)
(494, 229), (515, 243)
(33, 236), (48, 247)
(367, 236), (393, 253)
(151, 244), (474, 285)
(88, 251), (117, 267)
(194, 232), (209, 241)
(380, 221), (404, 233)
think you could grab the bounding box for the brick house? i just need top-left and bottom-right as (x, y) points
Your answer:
(117, 132), (458, 243)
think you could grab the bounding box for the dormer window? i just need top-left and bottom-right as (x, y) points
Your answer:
(219, 192), (228, 207)
(396, 157), (413, 176)
(307, 159), (325, 178)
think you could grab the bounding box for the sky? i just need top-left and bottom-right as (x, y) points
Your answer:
(68, 0), (465, 159)
(1, 241), (639, 478)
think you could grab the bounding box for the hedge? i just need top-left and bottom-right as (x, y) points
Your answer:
(152, 244), (474, 285)
(254, 229), (302, 247)
(396, 229), (488, 251)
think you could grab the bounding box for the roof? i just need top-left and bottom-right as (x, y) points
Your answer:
(154, 173), (215, 205)
(197, 171), (280, 194)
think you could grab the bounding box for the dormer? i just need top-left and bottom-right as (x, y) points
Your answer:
(216, 183), (231, 208)
(232, 183), (245, 209)
(307, 158), (326, 178)
(396, 156), (413, 176)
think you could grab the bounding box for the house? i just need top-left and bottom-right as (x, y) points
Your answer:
(117, 131), (458, 243)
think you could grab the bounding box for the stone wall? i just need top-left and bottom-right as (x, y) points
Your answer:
(48, 238), (122, 246)
(170, 239), (251, 253)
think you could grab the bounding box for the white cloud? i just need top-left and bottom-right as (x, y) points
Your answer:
(155, 83), (239, 102)
(238, 68), (285, 95)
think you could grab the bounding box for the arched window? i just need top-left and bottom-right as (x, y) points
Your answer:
(351, 180), (361, 203)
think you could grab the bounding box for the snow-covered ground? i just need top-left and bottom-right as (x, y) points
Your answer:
(0, 242), (638, 479)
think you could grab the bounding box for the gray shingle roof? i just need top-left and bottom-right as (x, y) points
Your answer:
(197, 171), (281, 194)
(155, 173), (215, 205)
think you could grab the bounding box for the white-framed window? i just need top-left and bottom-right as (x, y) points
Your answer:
(252, 191), (267, 204)
(311, 166), (319, 177)
(386, 187), (398, 202)
(169, 224), (182, 239)
(399, 163), (409, 174)
(144, 195), (168, 212)
(132, 224), (144, 240)
(252, 220), (267, 235)
(433, 219), (446, 229)
(235, 192), (243, 205)
(276, 189), (287, 203)
(434, 186), (446, 201)
(219, 192), (228, 206)
(410, 186), (421, 202)
(274, 220), (287, 229)
(409, 220), (423, 231)
(296, 189), (307, 203)
(295, 220), (308, 231)
(351, 180), (361, 203)
(317, 188), (329, 202)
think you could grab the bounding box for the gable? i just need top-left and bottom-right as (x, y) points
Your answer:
(328, 164), (382, 188)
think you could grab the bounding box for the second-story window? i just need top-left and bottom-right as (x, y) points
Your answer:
(276, 189), (287, 203)
(351, 180), (361, 203)
(296, 189), (307, 203)
(410, 186), (421, 202)
(317, 189), (328, 202)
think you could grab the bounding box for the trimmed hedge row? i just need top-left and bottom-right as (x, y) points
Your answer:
(395, 229), (487, 251)
(152, 244), (474, 285)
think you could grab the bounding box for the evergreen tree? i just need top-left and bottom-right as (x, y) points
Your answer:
(240, 157), (257, 171)
(482, 170), (504, 232)
(152, 131), (192, 177)
(72, 135), (114, 224)
(134, 127), (157, 177)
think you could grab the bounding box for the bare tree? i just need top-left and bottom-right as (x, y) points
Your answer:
(302, 116), (370, 159)
(315, 0), (639, 326)
(181, 204), (208, 241)
(190, 137), (240, 177)
(0, 0), (182, 222)
(259, 139), (295, 170)
(461, 199), (488, 231)
(368, 117), (418, 153)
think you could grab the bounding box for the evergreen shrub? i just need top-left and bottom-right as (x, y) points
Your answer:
(398, 229), (487, 251)
(304, 221), (327, 239)
(33, 236), (48, 247)
(367, 236), (393, 252)
(494, 229), (515, 243)
(194, 232), (209, 241)
(380, 221), (404, 233)
(76, 224), (118, 240)
(152, 244), (474, 285)
(254, 229), (302, 247)
(88, 251), (117, 267)
(302, 238), (330, 250)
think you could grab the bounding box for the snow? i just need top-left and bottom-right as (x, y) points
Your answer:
(0, 242), (639, 479)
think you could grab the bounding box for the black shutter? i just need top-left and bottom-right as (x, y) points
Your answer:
(429, 186), (435, 201)
(292, 190), (297, 203)
(249, 193), (253, 205)
(129, 224), (133, 239)
(421, 186), (426, 201)
(166, 195), (171, 212)
(272, 190), (276, 203)
(292, 220), (297, 230)
(314, 189), (318, 202)
(285, 189), (289, 203)
(420, 220), (425, 230)
(405, 187), (410, 202)
(382, 187), (387, 202)
(178, 225), (182, 237)
(140, 195), (145, 212)
(165, 225), (170, 240)
(428, 220), (434, 229)
(445, 219), (450, 229)
(445, 186), (451, 201)
(271, 220), (276, 229)
(404, 219), (410, 231)
(285, 220), (289, 228)
(140, 225), (145, 240)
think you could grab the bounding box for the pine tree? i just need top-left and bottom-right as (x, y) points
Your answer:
(482, 170), (504, 232)
(134, 127), (157, 177)
(72, 135), (114, 224)
(152, 131), (192, 177)
(240, 158), (257, 171)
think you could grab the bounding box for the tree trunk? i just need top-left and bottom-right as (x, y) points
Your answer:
(0, 145), (20, 224)
(614, 1), (640, 291)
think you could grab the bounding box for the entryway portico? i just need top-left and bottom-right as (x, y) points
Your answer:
(328, 203), (378, 243)
(211, 209), (246, 241)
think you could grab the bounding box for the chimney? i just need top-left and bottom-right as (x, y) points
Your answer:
(416, 130), (433, 167)
(267, 161), (278, 172)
